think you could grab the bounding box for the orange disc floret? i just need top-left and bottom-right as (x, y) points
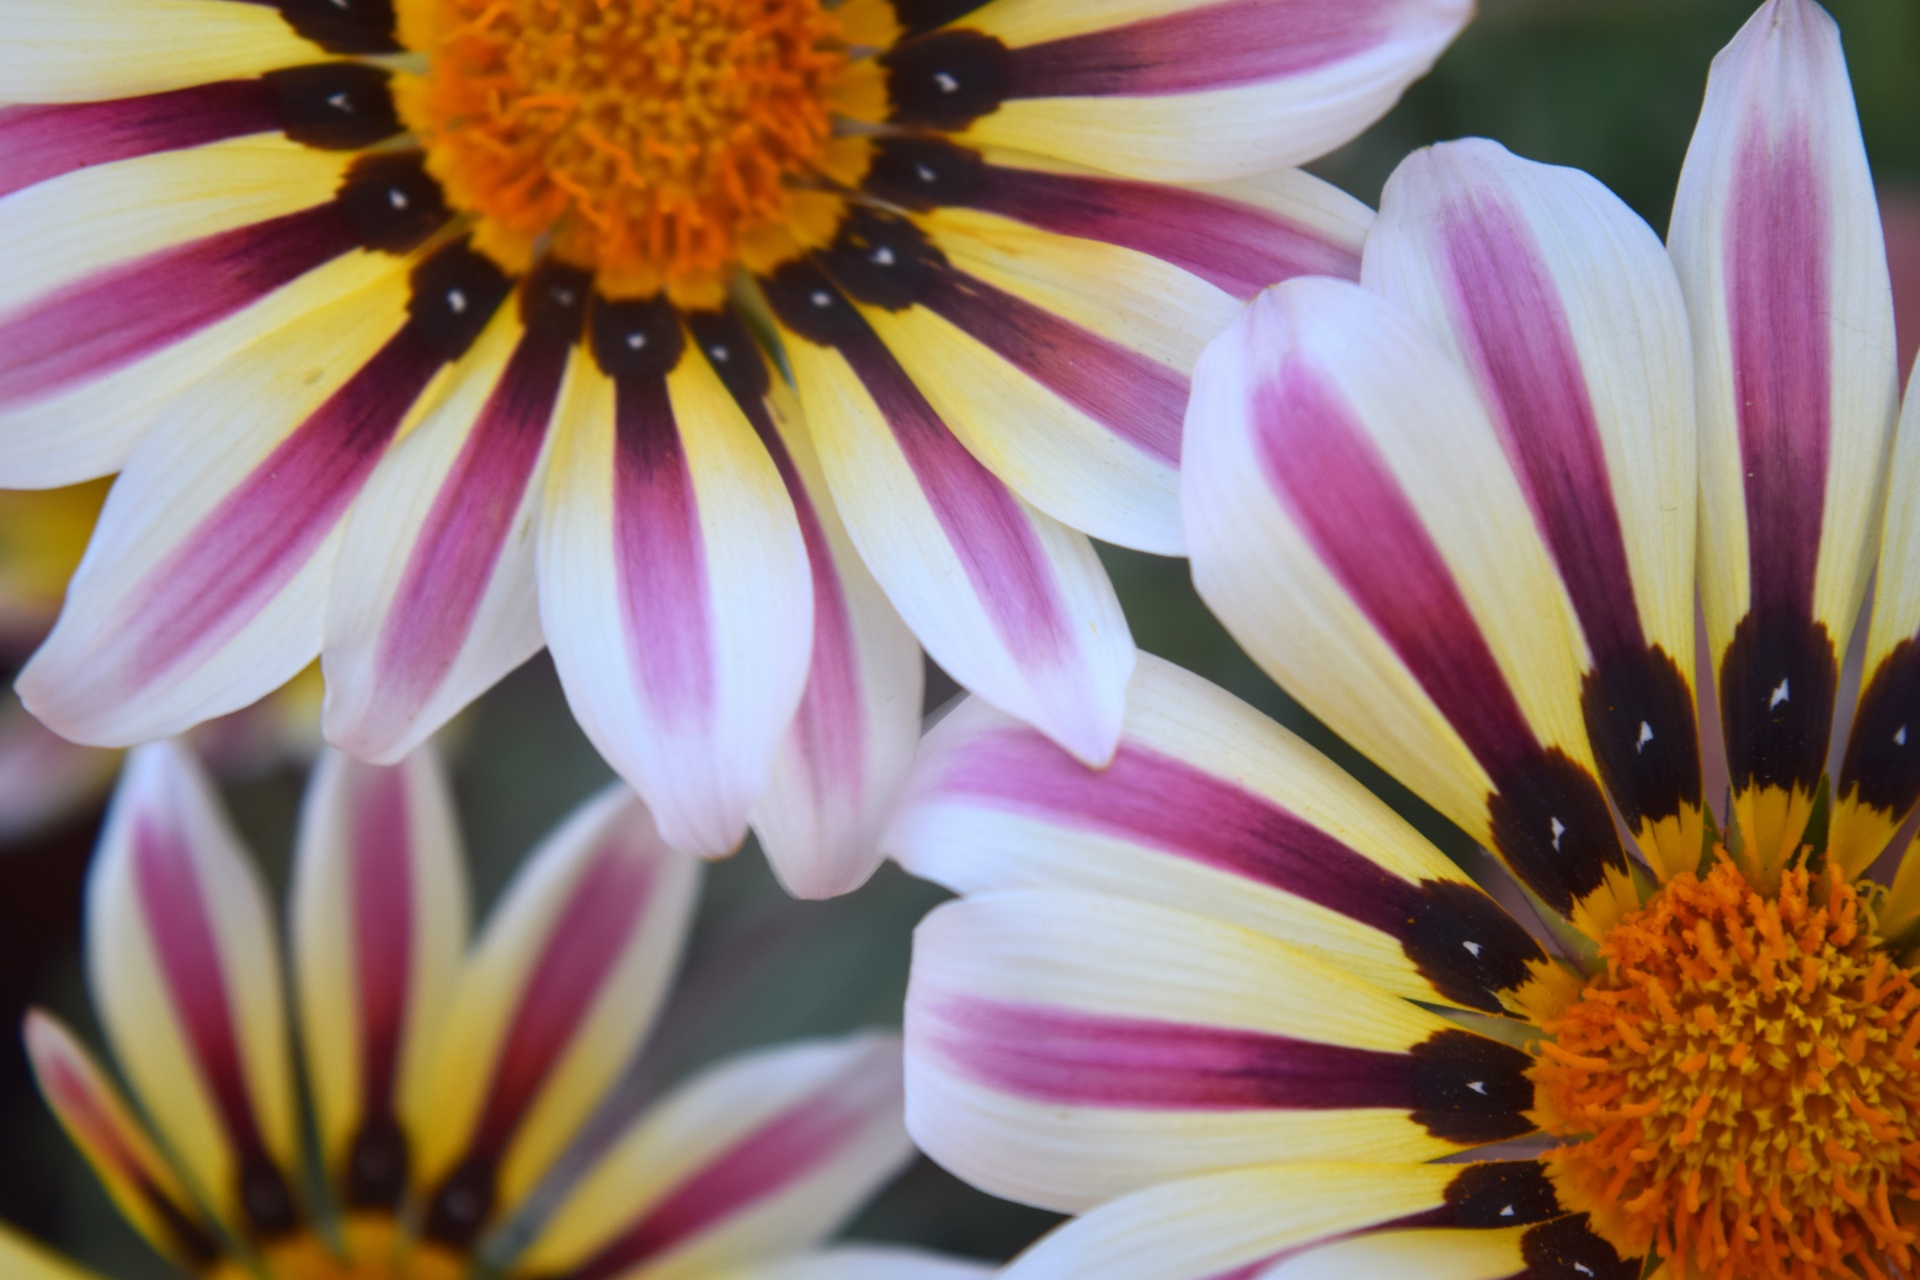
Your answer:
(403, 0), (853, 300)
(1532, 856), (1920, 1280)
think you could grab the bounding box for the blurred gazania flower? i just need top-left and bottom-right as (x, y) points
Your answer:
(16, 741), (975, 1280)
(896, 2), (1920, 1276)
(0, 0), (1467, 892)
(0, 481), (320, 843)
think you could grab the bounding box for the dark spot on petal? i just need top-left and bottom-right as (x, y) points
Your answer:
(239, 1149), (300, 1237)
(408, 240), (512, 359)
(883, 29), (1012, 130)
(344, 1113), (409, 1210)
(1487, 749), (1629, 918)
(1838, 636), (1920, 820)
(422, 1153), (496, 1248)
(1719, 606), (1837, 798)
(1442, 1160), (1565, 1228)
(1399, 879), (1545, 1015)
(1520, 1214), (1640, 1279)
(1581, 642), (1701, 833)
(276, 0), (401, 54)
(761, 259), (866, 348)
(861, 136), (986, 211)
(817, 207), (944, 310)
(590, 292), (684, 379)
(1409, 1028), (1536, 1146)
(265, 62), (401, 150)
(683, 307), (772, 408)
(519, 260), (590, 344)
(338, 152), (451, 254)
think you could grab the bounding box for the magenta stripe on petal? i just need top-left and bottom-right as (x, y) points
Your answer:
(923, 995), (1410, 1109)
(839, 327), (1071, 666)
(923, 270), (1185, 465)
(612, 375), (715, 726)
(1437, 191), (1642, 658)
(468, 842), (655, 1158)
(935, 728), (1415, 934)
(563, 1088), (873, 1280)
(127, 328), (441, 685)
(970, 166), (1361, 299)
(131, 815), (269, 1157)
(349, 766), (413, 1112)
(0, 204), (358, 409)
(1727, 118), (1830, 615)
(1254, 357), (1535, 777)
(0, 80), (281, 200)
(1007, 0), (1400, 99)
(370, 331), (568, 731)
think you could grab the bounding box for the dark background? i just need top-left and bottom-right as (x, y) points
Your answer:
(4, 0), (1917, 1273)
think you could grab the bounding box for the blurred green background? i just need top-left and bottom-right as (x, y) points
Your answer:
(3, 0), (1917, 1273)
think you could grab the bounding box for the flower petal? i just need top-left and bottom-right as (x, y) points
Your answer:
(1184, 277), (1634, 937)
(0, 139), (359, 487)
(1364, 138), (1703, 881)
(518, 1033), (912, 1280)
(538, 301), (813, 858)
(676, 311), (923, 899)
(323, 270), (582, 762)
(1668, 0), (1900, 877)
(715, 1246), (994, 1280)
(998, 1162), (1625, 1280)
(888, 652), (1548, 1014)
(22, 1010), (221, 1270)
(0, 0), (321, 104)
(0, 1225), (106, 1280)
(765, 260), (1134, 767)
(893, 0), (1469, 183)
(18, 239), (514, 745)
(1835, 363), (1920, 873)
(290, 748), (469, 1215)
(904, 889), (1536, 1212)
(84, 741), (301, 1239)
(408, 783), (702, 1250)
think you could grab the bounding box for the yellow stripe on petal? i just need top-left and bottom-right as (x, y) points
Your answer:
(0, 0), (321, 104)
(23, 1011), (220, 1270)
(0, 1224), (107, 1280)
(291, 748), (469, 1209)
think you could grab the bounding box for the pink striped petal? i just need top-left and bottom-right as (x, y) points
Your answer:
(673, 312), (922, 898)
(768, 262), (1132, 767)
(408, 784), (702, 1248)
(905, 890), (1533, 1211)
(888, 652), (1547, 1014)
(22, 1010), (221, 1270)
(1183, 278), (1634, 937)
(0, 0), (321, 104)
(19, 242), (512, 746)
(520, 1034), (912, 1278)
(539, 301), (813, 857)
(0, 80), (280, 199)
(935, 0), (1469, 182)
(324, 270), (583, 761)
(290, 748), (468, 1214)
(1669, 0), (1900, 876)
(1364, 138), (1703, 879)
(84, 741), (300, 1239)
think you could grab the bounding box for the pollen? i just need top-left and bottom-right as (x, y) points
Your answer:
(1531, 856), (1920, 1280)
(403, 0), (858, 303)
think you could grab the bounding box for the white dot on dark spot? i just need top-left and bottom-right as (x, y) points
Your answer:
(327, 92), (352, 112)
(810, 290), (833, 308)
(710, 345), (729, 363)
(388, 187), (409, 210)
(626, 331), (647, 349)
(446, 288), (467, 313)
(1770, 677), (1790, 709)
(1636, 720), (1654, 752)
(1550, 816), (1566, 850)
(871, 245), (896, 266)
(933, 71), (959, 93)
(553, 287), (575, 306)
(1467, 1080), (1487, 1095)
(1898, 725), (1908, 747)
(915, 164), (936, 183)
(1462, 940), (1481, 957)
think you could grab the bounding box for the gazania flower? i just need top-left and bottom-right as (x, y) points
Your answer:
(0, 482), (320, 842)
(0, 0), (1467, 891)
(15, 740), (977, 1280)
(895, 2), (1920, 1276)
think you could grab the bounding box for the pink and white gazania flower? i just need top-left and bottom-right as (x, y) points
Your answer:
(15, 740), (978, 1280)
(0, 0), (1467, 893)
(896, 2), (1920, 1276)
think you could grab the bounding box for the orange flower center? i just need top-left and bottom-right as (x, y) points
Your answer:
(1531, 857), (1920, 1279)
(209, 1220), (465, 1280)
(404, 0), (850, 300)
